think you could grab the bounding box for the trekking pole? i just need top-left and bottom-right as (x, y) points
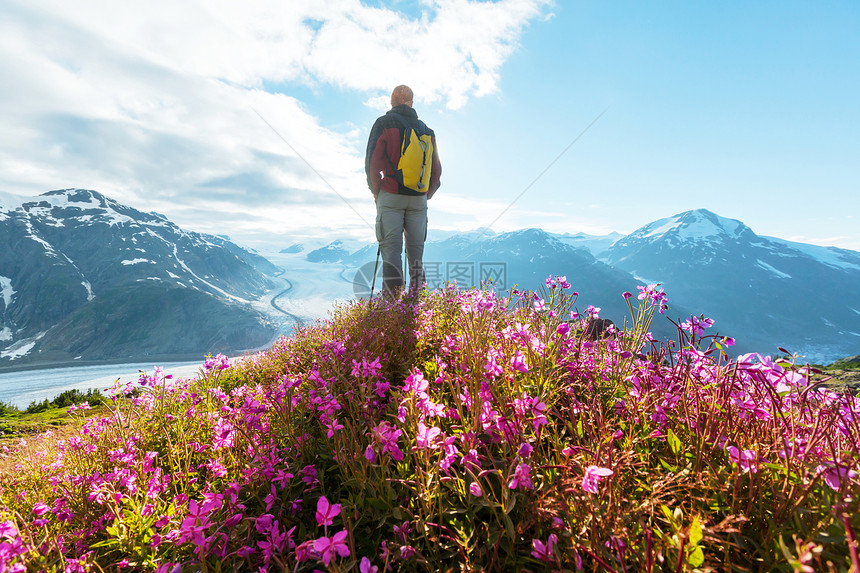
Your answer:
(368, 246), (381, 304)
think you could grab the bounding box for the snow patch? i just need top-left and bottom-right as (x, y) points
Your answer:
(764, 236), (860, 271)
(0, 191), (27, 212)
(122, 258), (151, 265)
(0, 327), (12, 342)
(640, 219), (671, 238)
(756, 260), (791, 279)
(0, 276), (14, 308)
(631, 273), (661, 286)
(170, 244), (249, 303)
(82, 281), (95, 301)
(24, 221), (56, 255)
(0, 331), (46, 360)
(850, 307), (860, 316)
(640, 210), (743, 242)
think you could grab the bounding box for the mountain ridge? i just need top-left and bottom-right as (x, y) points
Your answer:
(1, 188), (280, 366)
(298, 208), (860, 363)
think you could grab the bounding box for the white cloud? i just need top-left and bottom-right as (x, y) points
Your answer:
(0, 0), (552, 247)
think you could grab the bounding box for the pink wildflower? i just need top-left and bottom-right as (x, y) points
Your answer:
(726, 446), (760, 473)
(681, 315), (715, 336)
(508, 463), (534, 490)
(364, 445), (377, 463)
(315, 496), (341, 527)
(518, 442), (533, 458)
(531, 533), (558, 562)
(313, 530), (350, 566)
(816, 464), (858, 491)
(360, 556), (379, 573)
(415, 422), (442, 449)
(33, 502), (50, 516)
(582, 465), (613, 494)
(511, 351), (529, 373)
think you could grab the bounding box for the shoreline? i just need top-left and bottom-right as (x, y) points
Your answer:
(0, 354), (210, 376)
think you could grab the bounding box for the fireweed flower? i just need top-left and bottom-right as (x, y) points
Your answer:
(531, 533), (558, 562)
(511, 351), (529, 373)
(508, 462), (534, 490)
(212, 418), (235, 450)
(726, 446), (760, 473)
(393, 521), (410, 542)
(302, 465), (318, 485)
(582, 465), (613, 494)
(637, 283), (669, 313)
(469, 482), (483, 496)
(369, 421), (404, 461)
(816, 463), (858, 491)
(33, 502), (50, 516)
(203, 353), (231, 371)
(681, 315), (715, 337)
(313, 530), (350, 566)
(315, 496), (341, 527)
(360, 557), (379, 573)
(518, 442), (533, 458)
(415, 422), (442, 449)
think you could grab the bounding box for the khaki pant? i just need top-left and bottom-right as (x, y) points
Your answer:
(375, 192), (427, 294)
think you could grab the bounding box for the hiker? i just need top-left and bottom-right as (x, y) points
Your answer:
(365, 85), (442, 295)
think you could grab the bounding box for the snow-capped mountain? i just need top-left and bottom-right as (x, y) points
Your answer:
(0, 189), (280, 365)
(550, 231), (624, 258)
(310, 227), (691, 342)
(305, 208), (859, 362)
(604, 209), (860, 361)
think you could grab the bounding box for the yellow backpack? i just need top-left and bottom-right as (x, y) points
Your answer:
(391, 115), (434, 193)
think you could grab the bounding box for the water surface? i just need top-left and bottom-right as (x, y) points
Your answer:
(0, 362), (202, 409)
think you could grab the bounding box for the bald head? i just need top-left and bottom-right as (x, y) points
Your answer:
(390, 85), (414, 108)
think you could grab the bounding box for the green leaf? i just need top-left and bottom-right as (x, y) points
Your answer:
(659, 458), (678, 473)
(689, 516), (703, 546)
(660, 505), (675, 526)
(688, 545), (704, 567)
(503, 514), (515, 541)
(667, 428), (682, 455)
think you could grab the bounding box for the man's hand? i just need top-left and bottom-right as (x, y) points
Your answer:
(426, 189), (435, 200)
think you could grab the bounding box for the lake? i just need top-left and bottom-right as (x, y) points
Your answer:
(0, 361), (203, 409)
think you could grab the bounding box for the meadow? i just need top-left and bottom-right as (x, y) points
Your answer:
(1, 278), (858, 572)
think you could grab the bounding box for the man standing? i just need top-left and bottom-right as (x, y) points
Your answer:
(365, 85), (442, 295)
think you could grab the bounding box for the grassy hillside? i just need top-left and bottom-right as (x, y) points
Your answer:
(0, 280), (858, 571)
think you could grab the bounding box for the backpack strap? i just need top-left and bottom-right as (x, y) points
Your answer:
(387, 113), (413, 154)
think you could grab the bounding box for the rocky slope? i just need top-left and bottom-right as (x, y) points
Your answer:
(0, 189), (279, 366)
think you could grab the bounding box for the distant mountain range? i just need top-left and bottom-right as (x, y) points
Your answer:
(604, 209), (860, 361)
(0, 189), (280, 367)
(303, 209), (860, 363)
(2, 188), (857, 367)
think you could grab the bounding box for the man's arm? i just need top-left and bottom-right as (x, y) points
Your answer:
(365, 119), (384, 195)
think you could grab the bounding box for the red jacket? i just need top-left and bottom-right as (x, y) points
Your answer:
(365, 105), (442, 196)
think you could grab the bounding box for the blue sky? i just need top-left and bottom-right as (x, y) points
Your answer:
(1, 0), (858, 251)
